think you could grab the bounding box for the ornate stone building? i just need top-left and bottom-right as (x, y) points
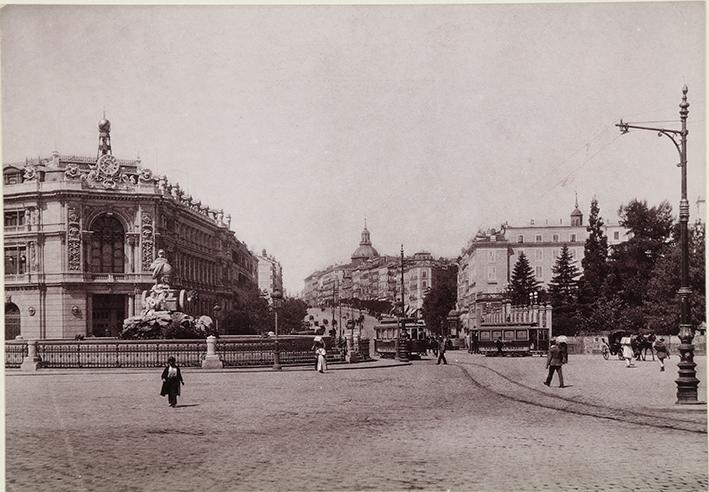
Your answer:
(3, 118), (258, 339)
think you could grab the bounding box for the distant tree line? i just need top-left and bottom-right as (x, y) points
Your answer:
(220, 287), (309, 336)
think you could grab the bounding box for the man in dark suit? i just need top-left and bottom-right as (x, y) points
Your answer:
(544, 340), (565, 388)
(436, 336), (448, 365)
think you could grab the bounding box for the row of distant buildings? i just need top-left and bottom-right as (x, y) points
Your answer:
(303, 224), (457, 316)
(305, 198), (700, 333)
(4, 118), (282, 339)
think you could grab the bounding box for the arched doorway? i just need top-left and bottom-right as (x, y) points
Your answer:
(90, 214), (125, 273)
(5, 302), (20, 339)
(89, 215), (127, 337)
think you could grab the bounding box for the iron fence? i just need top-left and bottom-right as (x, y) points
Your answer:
(217, 337), (346, 367)
(5, 341), (27, 368)
(34, 339), (207, 368)
(6, 335), (370, 369)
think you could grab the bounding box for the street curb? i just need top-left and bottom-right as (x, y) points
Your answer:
(4, 358), (411, 376)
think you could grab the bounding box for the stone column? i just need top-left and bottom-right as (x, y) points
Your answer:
(21, 339), (41, 371)
(127, 293), (135, 318)
(201, 335), (223, 369)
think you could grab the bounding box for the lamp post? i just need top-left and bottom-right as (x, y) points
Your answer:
(616, 85), (700, 404)
(271, 289), (283, 371)
(346, 318), (355, 359)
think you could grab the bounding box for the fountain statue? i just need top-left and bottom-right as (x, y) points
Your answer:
(121, 250), (215, 339)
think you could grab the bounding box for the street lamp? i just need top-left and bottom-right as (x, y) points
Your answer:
(616, 85), (701, 404)
(271, 289), (283, 371)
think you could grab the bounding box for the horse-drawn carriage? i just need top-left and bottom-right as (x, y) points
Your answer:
(601, 330), (627, 360)
(601, 330), (656, 361)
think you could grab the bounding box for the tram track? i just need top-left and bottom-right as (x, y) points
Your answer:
(454, 361), (707, 434)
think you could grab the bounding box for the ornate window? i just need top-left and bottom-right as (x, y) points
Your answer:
(90, 215), (125, 273)
(4, 246), (27, 274)
(4, 210), (26, 229)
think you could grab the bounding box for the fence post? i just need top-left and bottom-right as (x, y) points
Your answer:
(21, 339), (41, 371)
(201, 335), (223, 369)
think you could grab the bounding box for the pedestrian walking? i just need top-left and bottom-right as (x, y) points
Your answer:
(543, 340), (565, 388)
(621, 336), (635, 368)
(653, 337), (670, 372)
(495, 337), (504, 356)
(311, 336), (325, 372)
(160, 356), (184, 408)
(436, 335), (448, 365)
(316, 345), (327, 373)
(431, 336), (439, 357)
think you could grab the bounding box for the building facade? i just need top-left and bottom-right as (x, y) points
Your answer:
(303, 224), (456, 315)
(256, 249), (283, 296)
(456, 201), (627, 333)
(3, 119), (258, 339)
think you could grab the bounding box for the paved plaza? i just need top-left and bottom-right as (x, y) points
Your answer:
(5, 352), (707, 491)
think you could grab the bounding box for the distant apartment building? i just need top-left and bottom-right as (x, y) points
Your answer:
(303, 224), (456, 316)
(256, 249), (283, 296)
(457, 200), (627, 332)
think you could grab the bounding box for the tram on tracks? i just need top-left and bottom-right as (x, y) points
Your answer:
(374, 318), (430, 358)
(475, 325), (550, 356)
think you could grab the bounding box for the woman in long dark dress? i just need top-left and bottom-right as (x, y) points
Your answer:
(160, 356), (184, 407)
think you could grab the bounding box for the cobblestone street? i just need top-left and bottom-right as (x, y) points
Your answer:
(6, 355), (707, 491)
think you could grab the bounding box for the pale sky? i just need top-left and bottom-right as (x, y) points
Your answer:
(2, 3), (705, 294)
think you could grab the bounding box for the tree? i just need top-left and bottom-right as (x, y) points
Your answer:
(221, 287), (270, 335)
(506, 252), (540, 305)
(548, 245), (581, 336)
(279, 298), (309, 334)
(644, 222), (705, 334)
(578, 198), (609, 304)
(602, 199), (673, 329)
(548, 245), (581, 307)
(422, 284), (456, 335)
(578, 297), (631, 334)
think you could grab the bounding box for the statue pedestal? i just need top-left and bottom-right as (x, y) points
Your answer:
(201, 335), (223, 369)
(201, 355), (223, 369)
(21, 340), (41, 371)
(21, 357), (41, 371)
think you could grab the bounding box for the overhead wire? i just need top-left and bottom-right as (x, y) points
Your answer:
(523, 123), (615, 195)
(550, 131), (623, 192)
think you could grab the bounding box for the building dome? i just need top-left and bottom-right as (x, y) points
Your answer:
(98, 119), (111, 132)
(351, 223), (379, 262)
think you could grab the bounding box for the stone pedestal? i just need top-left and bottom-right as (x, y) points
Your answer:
(201, 335), (223, 369)
(21, 339), (41, 371)
(346, 335), (360, 363)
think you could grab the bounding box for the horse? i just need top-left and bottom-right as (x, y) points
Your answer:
(633, 333), (656, 361)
